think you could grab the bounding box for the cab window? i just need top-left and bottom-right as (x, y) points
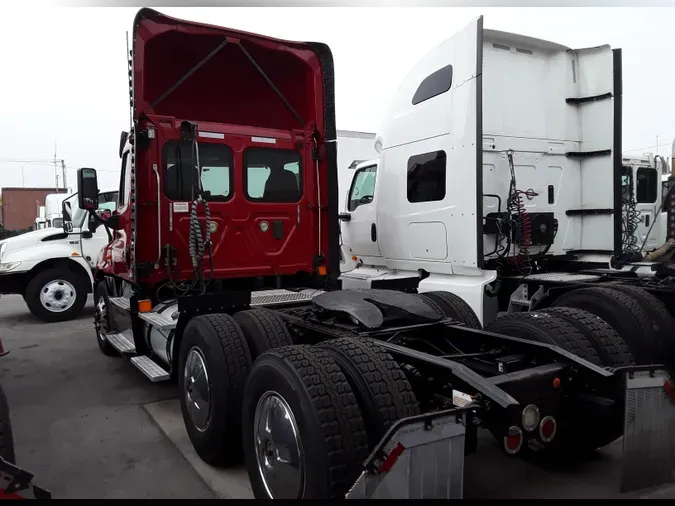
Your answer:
(244, 148), (302, 203)
(348, 165), (377, 212)
(163, 141), (233, 202)
(636, 167), (657, 204)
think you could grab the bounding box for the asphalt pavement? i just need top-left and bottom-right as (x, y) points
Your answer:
(0, 295), (214, 499)
(0, 294), (672, 499)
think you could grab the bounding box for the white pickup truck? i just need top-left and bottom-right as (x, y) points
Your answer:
(0, 190), (118, 322)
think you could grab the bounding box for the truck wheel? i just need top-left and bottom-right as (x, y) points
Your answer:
(604, 284), (675, 364)
(94, 281), (117, 357)
(539, 307), (634, 367)
(418, 291), (482, 329)
(551, 287), (659, 364)
(319, 337), (420, 450)
(233, 309), (293, 360)
(178, 314), (253, 467)
(485, 312), (601, 365)
(25, 268), (88, 323)
(0, 384), (15, 464)
(242, 345), (369, 499)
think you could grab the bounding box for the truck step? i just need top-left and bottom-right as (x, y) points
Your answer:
(250, 289), (315, 307)
(130, 356), (170, 382)
(105, 330), (136, 354)
(109, 297), (131, 311)
(138, 311), (177, 330)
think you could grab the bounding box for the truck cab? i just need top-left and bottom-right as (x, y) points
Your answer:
(0, 190), (117, 322)
(620, 153), (668, 252)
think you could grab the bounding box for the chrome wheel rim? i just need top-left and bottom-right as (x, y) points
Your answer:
(254, 391), (305, 499)
(40, 279), (76, 312)
(184, 347), (211, 432)
(95, 296), (107, 341)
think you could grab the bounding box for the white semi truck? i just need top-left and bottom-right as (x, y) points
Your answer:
(0, 190), (118, 322)
(44, 193), (68, 229)
(33, 206), (47, 231)
(337, 19), (675, 370)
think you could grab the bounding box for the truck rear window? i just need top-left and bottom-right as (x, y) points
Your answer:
(636, 167), (657, 204)
(244, 148), (302, 203)
(163, 141), (233, 202)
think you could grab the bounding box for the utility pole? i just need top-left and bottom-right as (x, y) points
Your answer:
(53, 140), (59, 191)
(61, 160), (67, 192)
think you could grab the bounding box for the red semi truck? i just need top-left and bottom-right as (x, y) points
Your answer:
(74, 8), (674, 499)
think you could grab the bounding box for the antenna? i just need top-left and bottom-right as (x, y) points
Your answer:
(126, 31), (132, 132)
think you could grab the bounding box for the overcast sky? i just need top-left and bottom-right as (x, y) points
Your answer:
(1, 6), (674, 192)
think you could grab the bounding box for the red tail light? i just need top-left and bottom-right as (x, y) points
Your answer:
(503, 426), (523, 455)
(539, 416), (557, 443)
(0, 339), (8, 357)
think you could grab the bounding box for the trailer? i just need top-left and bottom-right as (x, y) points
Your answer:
(78, 9), (674, 499)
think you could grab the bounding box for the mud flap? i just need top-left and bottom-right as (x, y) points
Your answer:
(0, 457), (51, 499)
(345, 408), (466, 499)
(620, 368), (675, 493)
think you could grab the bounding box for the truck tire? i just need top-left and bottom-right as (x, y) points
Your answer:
(418, 291), (482, 329)
(539, 307), (634, 367)
(604, 284), (675, 363)
(0, 384), (15, 464)
(25, 267), (88, 323)
(319, 337), (420, 451)
(178, 314), (253, 467)
(551, 286), (659, 364)
(242, 345), (369, 499)
(94, 281), (118, 357)
(485, 312), (601, 365)
(233, 309), (293, 360)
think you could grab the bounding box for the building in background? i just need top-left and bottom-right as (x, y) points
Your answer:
(0, 188), (69, 231)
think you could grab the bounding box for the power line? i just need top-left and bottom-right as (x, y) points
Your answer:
(623, 142), (673, 154)
(0, 159), (119, 173)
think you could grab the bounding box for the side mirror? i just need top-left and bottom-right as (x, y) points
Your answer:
(77, 168), (99, 211)
(119, 131), (129, 158)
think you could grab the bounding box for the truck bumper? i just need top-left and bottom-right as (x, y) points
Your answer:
(0, 272), (27, 296)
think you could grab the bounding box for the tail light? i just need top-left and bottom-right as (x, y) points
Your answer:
(521, 404), (540, 432)
(503, 426), (523, 455)
(539, 416), (557, 443)
(0, 338), (8, 357)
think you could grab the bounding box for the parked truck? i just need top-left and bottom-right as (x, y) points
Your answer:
(336, 16), (675, 374)
(0, 190), (118, 322)
(33, 206), (47, 231)
(79, 9), (673, 499)
(44, 193), (68, 229)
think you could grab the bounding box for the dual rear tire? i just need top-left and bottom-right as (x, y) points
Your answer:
(177, 308), (419, 499)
